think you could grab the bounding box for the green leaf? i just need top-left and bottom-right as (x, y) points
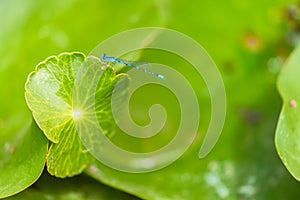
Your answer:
(25, 52), (127, 178)
(82, 1), (300, 199)
(0, 115), (48, 198)
(276, 44), (300, 181)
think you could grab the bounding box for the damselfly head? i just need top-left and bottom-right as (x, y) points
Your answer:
(102, 53), (107, 60)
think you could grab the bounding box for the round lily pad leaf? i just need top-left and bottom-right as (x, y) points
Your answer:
(25, 52), (127, 178)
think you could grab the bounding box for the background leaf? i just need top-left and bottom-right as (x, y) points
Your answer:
(1, 0), (300, 199)
(5, 172), (138, 200)
(276, 44), (300, 181)
(0, 118), (48, 198)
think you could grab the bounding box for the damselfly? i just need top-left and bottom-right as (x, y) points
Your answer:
(101, 54), (165, 79)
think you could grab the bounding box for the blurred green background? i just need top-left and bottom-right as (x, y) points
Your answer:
(1, 0), (300, 199)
